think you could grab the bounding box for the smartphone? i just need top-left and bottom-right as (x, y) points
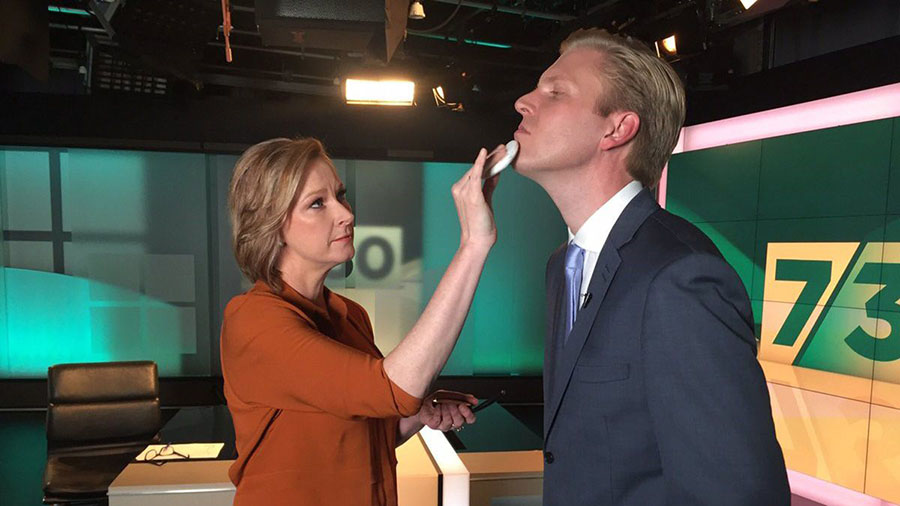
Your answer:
(430, 389), (506, 412)
(472, 389), (506, 413)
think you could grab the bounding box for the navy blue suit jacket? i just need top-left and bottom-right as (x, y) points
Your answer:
(542, 189), (790, 505)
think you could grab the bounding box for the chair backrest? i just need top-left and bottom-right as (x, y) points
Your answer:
(47, 361), (161, 450)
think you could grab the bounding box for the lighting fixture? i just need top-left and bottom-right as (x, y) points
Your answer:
(660, 35), (677, 54)
(409, 1), (425, 20)
(345, 78), (415, 106)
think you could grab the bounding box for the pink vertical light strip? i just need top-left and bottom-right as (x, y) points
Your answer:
(659, 82), (900, 208)
(657, 129), (685, 207)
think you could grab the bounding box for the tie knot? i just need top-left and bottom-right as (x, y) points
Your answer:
(565, 242), (585, 271)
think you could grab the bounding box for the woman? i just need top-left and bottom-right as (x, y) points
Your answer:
(221, 137), (502, 505)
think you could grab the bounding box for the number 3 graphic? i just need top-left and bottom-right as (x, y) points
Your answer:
(845, 263), (900, 362)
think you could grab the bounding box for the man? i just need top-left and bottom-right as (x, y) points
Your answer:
(513, 29), (790, 505)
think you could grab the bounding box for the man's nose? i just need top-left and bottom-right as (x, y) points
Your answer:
(514, 92), (534, 116)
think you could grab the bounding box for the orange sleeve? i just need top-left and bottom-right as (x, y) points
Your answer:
(346, 299), (422, 416)
(222, 294), (422, 419)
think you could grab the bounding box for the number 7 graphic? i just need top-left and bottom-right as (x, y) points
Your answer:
(759, 242), (859, 366)
(772, 259), (831, 346)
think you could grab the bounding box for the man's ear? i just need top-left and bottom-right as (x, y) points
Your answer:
(599, 112), (640, 151)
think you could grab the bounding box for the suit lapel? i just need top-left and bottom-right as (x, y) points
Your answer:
(544, 189), (659, 439)
(543, 245), (566, 436)
(544, 250), (620, 439)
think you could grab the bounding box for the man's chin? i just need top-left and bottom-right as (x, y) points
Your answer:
(511, 158), (540, 176)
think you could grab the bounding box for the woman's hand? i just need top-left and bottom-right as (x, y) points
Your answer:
(419, 390), (479, 432)
(451, 146), (503, 251)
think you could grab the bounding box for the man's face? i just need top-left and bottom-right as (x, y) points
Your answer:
(513, 47), (611, 176)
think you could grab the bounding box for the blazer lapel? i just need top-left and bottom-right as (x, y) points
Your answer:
(544, 189), (659, 439)
(544, 249), (620, 439)
(543, 245), (566, 436)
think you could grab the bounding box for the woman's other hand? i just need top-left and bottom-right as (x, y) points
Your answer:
(451, 147), (501, 251)
(419, 390), (479, 432)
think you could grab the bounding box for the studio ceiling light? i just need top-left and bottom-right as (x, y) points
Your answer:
(661, 35), (677, 54)
(432, 85), (464, 111)
(654, 35), (677, 57)
(345, 78), (415, 106)
(409, 1), (425, 20)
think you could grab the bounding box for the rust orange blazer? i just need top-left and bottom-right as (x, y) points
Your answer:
(221, 280), (422, 505)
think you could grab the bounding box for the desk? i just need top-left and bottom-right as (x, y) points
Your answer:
(108, 403), (546, 506)
(108, 460), (235, 506)
(108, 434), (439, 506)
(450, 403), (545, 506)
(108, 406), (236, 506)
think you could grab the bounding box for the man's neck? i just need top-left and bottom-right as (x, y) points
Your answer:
(534, 164), (634, 235)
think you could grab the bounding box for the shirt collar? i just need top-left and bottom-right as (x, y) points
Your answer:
(567, 180), (643, 252)
(252, 279), (348, 322)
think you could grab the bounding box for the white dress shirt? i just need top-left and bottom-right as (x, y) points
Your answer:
(567, 180), (644, 306)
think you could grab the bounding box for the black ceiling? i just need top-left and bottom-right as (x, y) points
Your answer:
(2, 0), (899, 146)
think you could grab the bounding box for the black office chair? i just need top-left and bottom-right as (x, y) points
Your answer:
(42, 361), (162, 505)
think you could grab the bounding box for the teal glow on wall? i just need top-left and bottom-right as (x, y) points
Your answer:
(2, 268), (196, 377)
(0, 153), (8, 374)
(423, 163), (565, 375)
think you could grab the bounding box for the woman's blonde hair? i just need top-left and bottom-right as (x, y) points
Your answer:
(228, 137), (334, 292)
(561, 28), (686, 188)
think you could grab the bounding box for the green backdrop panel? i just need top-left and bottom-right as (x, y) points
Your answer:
(693, 220), (757, 297)
(888, 118), (900, 215)
(757, 119), (893, 220)
(666, 140), (761, 223)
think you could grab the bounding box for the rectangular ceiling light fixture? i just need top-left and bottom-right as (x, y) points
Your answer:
(344, 78), (415, 106)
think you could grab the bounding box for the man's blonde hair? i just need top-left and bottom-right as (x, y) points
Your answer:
(228, 137), (333, 292)
(561, 28), (685, 188)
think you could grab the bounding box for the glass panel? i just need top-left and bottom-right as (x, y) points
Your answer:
(5, 268), (94, 375)
(0, 148), (213, 377)
(6, 241), (53, 272)
(60, 149), (211, 376)
(0, 153), (7, 373)
(212, 153), (243, 345)
(2, 150), (52, 231)
(330, 159), (422, 356)
(422, 163), (566, 375)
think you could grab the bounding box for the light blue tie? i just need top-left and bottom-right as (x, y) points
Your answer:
(564, 241), (585, 342)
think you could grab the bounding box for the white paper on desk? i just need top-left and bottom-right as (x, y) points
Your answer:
(135, 442), (225, 461)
